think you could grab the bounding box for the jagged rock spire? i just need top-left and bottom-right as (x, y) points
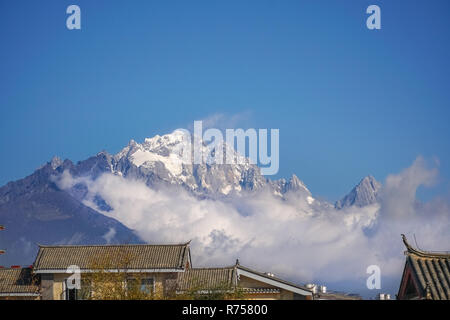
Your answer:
(335, 175), (381, 209)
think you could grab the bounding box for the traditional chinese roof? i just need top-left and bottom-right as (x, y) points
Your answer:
(242, 287), (281, 294)
(33, 242), (191, 273)
(235, 264), (312, 295)
(398, 234), (450, 300)
(176, 267), (236, 291)
(313, 292), (363, 300)
(177, 262), (312, 296)
(0, 268), (40, 296)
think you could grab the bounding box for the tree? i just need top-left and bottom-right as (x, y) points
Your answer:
(76, 247), (246, 300)
(82, 248), (158, 300)
(174, 277), (245, 300)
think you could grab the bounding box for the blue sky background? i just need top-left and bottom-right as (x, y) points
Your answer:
(1, 0), (449, 202)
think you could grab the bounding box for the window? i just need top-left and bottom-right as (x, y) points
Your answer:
(126, 277), (138, 292)
(64, 279), (91, 300)
(140, 278), (154, 294)
(126, 277), (154, 295)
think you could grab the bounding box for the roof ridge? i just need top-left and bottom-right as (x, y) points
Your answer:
(401, 234), (450, 258)
(33, 242), (191, 271)
(236, 264), (311, 291)
(0, 267), (33, 271)
(187, 267), (234, 270)
(37, 242), (190, 248)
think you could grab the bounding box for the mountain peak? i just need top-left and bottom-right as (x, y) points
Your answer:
(34, 132), (316, 201)
(335, 175), (381, 209)
(361, 175), (376, 183)
(142, 130), (189, 150)
(288, 174), (308, 191)
(96, 150), (111, 157)
(50, 156), (63, 170)
(272, 174), (311, 196)
(128, 139), (138, 147)
(110, 131), (265, 196)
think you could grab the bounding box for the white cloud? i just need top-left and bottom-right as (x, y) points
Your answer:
(187, 112), (252, 132)
(379, 156), (438, 220)
(102, 227), (117, 244)
(55, 156), (450, 297)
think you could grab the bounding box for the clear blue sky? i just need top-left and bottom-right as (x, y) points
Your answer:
(1, 0), (449, 201)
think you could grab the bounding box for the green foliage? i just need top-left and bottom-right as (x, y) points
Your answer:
(174, 277), (245, 300)
(79, 249), (246, 300)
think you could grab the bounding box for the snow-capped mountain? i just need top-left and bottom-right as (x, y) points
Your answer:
(111, 130), (268, 197)
(63, 130), (311, 200)
(335, 175), (381, 209)
(271, 174), (316, 204)
(0, 129), (382, 266)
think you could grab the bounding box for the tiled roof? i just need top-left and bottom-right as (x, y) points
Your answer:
(177, 267), (236, 291)
(33, 242), (191, 272)
(314, 292), (363, 300)
(400, 235), (450, 300)
(0, 268), (40, 295)
(236, 264), (312, 293)
(242, 287), (281, 294)
(177, 263), (312, 296)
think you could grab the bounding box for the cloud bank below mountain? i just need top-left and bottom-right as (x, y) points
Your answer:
(56, 156), (450, 297)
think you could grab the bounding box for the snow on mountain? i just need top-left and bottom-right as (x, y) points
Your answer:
(64, 130), (334, 209)
(15, 130), (383, 218)
(111, 130), (267, 197)
(37, 130), (385, 214)
(0, 128), (386, 266)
